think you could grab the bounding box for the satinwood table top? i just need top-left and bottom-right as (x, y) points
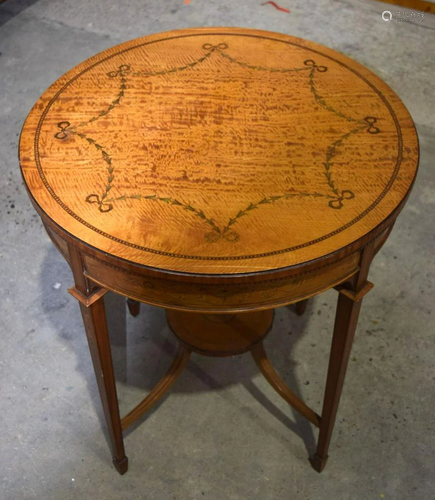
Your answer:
(19, 28), (419, 275)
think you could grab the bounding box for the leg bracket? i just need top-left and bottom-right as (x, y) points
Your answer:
(334, 281), (374, 302)
(68, 285), (108, 307)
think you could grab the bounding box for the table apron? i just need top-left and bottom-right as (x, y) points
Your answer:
(80, 252), (360, 312)
(42, 217), (392, 313)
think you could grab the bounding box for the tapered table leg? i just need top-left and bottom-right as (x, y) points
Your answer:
(311, 242), (375, 472)
(127, 299), (141, 317)
(295, 299), (309, 316)
(78, 299), (128, 474)
(68, 245), (128, 475)
(311, 290), (362, 472)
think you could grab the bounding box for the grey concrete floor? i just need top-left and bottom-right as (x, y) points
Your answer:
(1, 0), (434, 499)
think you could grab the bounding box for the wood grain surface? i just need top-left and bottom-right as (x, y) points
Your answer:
(19, 27), (419, 274)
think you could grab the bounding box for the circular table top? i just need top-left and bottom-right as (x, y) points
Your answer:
(20, 28), (419, 275)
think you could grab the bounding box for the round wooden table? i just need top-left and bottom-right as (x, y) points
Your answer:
(19, 28), (419, 475)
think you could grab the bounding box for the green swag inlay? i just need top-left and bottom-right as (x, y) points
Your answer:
(54, 42), (381, 243)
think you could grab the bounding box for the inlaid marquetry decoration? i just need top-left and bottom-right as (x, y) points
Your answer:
(20, 28), (418, 274)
